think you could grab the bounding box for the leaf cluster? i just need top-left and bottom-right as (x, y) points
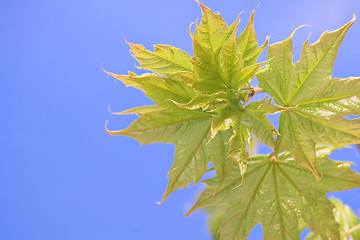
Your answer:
(106, 2), (360, 239)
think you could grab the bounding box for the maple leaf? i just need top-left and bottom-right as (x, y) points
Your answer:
(172, 92), (284, 179)
(125, 42), (193, 75)
(256, 15), (360, 178)
(209, 98), (285, 176)
(106, 78), (235, 199)
(299, 197), (360, 240)
(105, 71), (237, 201)
(106, 2), (272, 201)
(104, 71), (196, 107)
(111, 108), (241, 202)
(187, 146), (360, 240)
(175, 2), (277, 177)
(106, 2), (360, 239)
(190, 2), (268, 93)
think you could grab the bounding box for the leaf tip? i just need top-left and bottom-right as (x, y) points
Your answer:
(290, 24), (311, 38)
(159, 186), (175, 205)
(158, 197), (166, 205)
(105, 121), (128, 136)
(261, 35), (270, 48)
(124, 36), (129, 45)
(234, 12), (243, 25)
(107, 105), (114, 114)
(124, 37), (137, 49)
(304, 32), (312, 45)
(185, 205), (197, 216)
(249, 4), (259, 20)
(350, 13), (356, 24)
(105, 120), (111, 135)
(107, 106), (127, 115)
(101, 62), (113, 76)
(196, 0), (206, 11)
(196, 0), (210, 16)
(188, 21), (196, 39)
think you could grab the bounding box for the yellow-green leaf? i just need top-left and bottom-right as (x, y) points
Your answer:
(194, 1), (236, 51)
(303, 197), (360, 240)
(236, 8), (268, 66)
(127, 42), (193, 75)
(187, 147), (360, 240)
(191, 4), (267, 93)
(106, 106), (235, 201)
(257, 16), (360, 177)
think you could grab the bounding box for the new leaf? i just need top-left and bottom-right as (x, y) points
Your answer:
(191, 3), (268, 93)
(107, 2), (360, 239)
(107, 2), (271, 201)
(257, 16), (360, 178)
(302, 197), (360, 240)
(187, 147), (360, 240)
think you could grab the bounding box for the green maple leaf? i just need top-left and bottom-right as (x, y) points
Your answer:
(300, 197), (360, 240)
(210, 98), (285, 176)
(106, 2), (272, 201)
(125, 42), (193, 75)
(107, 105), (236, 202)
(104, 71), (196, 107)
(106, 69), (237, 202)
(329, 198), (360, 240)
(106, 2), (360, 239)
(105, 69), (235, 200)
(187, 146), (360, 240)
(256, 16), (360, 178)
(174, 3), (278, 177)
(191, 2), (268, 93)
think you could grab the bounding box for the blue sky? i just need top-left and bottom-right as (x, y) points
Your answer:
(1, 1), (360, 239)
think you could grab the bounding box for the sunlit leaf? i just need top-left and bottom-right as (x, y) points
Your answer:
(303, 197), (360, 240)
(191, 3), (267, 93)
(187, 147), (360, 240)
(106, 103), (236, 201)
(257, 16), (360, 177)
(107, 3), (360, 239)
(127, 42), (193, 75)
(194, 1), (236, 51)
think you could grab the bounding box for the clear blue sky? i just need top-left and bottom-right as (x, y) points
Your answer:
(1, 1), (359, 239)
